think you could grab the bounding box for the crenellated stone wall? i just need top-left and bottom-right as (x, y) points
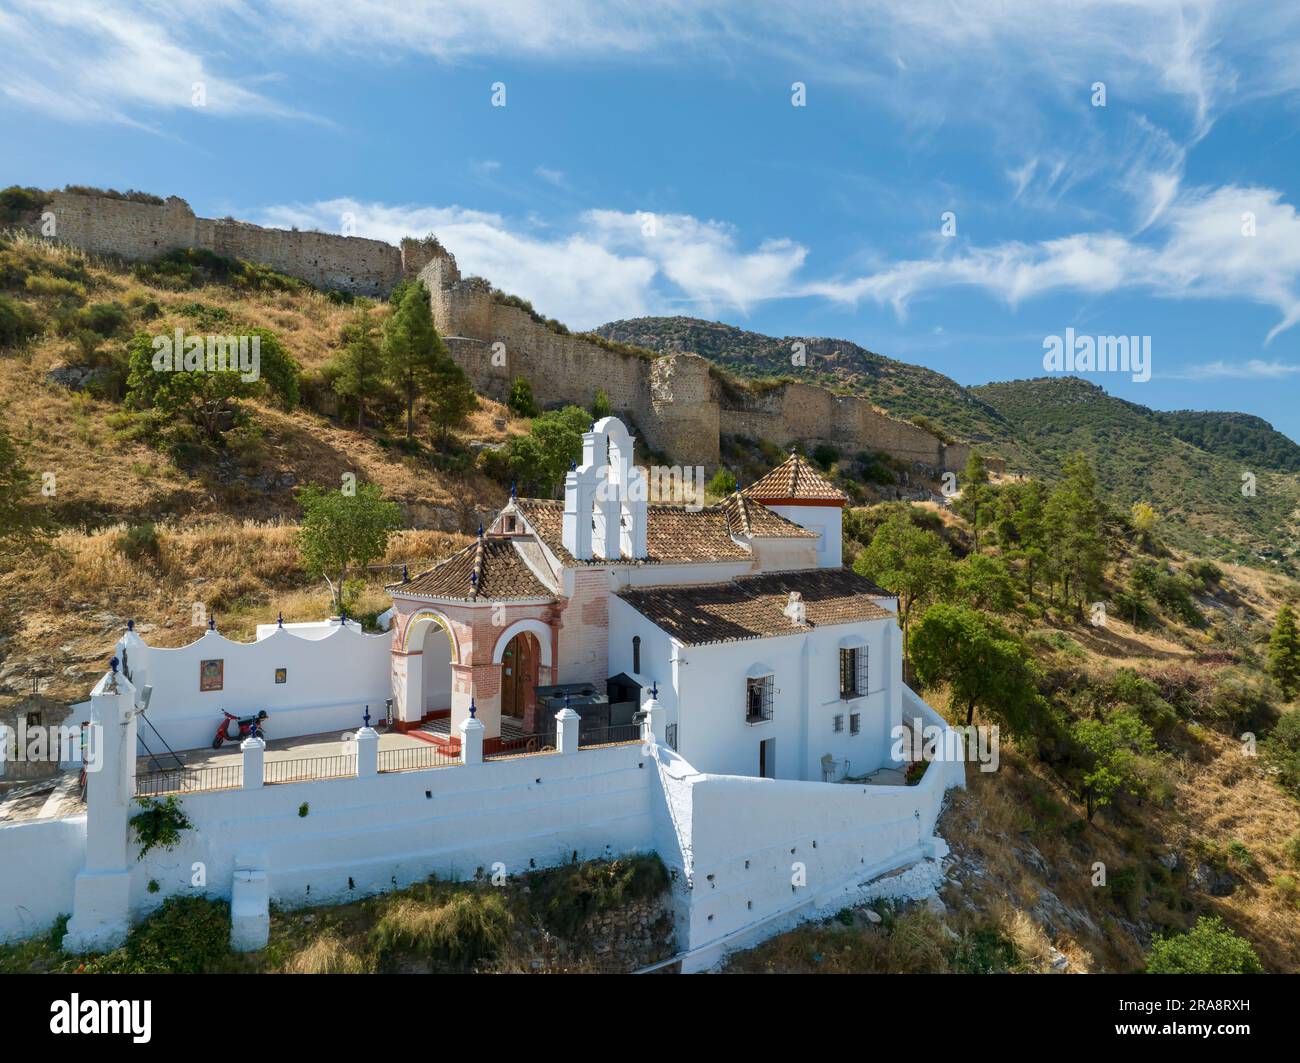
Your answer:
(33, 190), (991, 473)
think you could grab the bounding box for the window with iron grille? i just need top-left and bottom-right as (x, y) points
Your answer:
(849, 712), (861, 735)
(833, 714), (844, 733)
(745, 675), (774, 724)
(839, 646), (868, 698)
(665, 723), (678, 750)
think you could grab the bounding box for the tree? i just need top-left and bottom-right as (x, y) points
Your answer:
(1070, 708), (1157, 821)
(1267, 605), (1300, 701)
(0, 424), (50, 560)
(953, 553), (1015, 612)
(382, 281), (447, 440)
(124, 328), (299, 442)
(591, 388), (612, 421)
(1145, 916), (1264, 974)
(332, 306), (384, 429)
(1043, 452), (1106, 610)
(707, 467), (737, 497)
(424, 357), (478, 451)
(853, 509), (953, 663)
(1131, 500), (1159, 536)
(908, 603), (1047, 735)
(507, 405), (591, 497)
(298, 482), (403, 612)
(953, 450), (993, 550)
(508, 377), (538, 418)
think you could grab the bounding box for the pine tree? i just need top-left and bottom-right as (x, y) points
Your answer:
(1268, 605), (1300, 701)
(382, 281), (447, 441)
(424, 357), (478, 451)
(333, 305), (384, 429)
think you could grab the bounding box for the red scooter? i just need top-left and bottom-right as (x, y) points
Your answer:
(212, 710), (268, 749)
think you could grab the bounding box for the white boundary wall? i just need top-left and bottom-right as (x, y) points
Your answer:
(0, 681), (965, 962)
(118, 625), (392, 752)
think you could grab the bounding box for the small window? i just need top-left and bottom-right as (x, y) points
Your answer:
(666, 723), (678, 751)
(504, 515), (517, 533)
(839, 646), (868, 699)
(26, 711), (41, 728)
(746, 675), (774, 724)
(849, 713), (861, 736)
(632, 635), (641, 674)
(833, 714), (844, 733)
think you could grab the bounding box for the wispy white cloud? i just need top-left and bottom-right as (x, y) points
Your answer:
(0, 0), (310, 126)
(254, 198), (806, 327)
(805, 184), (1300, 342)
(4, 0), (1297, 134)
(257, 181), (1300, 342)
(1170, 359), (1300, 380)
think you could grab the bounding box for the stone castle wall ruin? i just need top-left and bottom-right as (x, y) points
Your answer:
(34, 190), (984, 473)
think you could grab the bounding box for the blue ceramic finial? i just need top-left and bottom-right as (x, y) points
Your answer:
(127, 619), (134, 632)
(402, 564), (409, 582)
(650, 681), (658, 700)
(208, 615), (216, 631)
(469, 699), (477, 719)
(340, 607), (347, 624)
(109, 655), (119, 674)
(510, 480), (517, 499)
(363, 706), (371, 728)
(277, 611), (284, 627)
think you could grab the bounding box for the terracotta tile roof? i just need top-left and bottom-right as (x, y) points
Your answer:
(513, 498), (754, 565)
(388, 536), (553, 602)
(744, 453), (847, 503)
(618, 568), (895, 646)
(718, 491), (817, 539)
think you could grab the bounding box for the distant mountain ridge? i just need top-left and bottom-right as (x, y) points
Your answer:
(596, 316), (1300, 567)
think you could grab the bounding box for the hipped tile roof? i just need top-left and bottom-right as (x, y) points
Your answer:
(388, 536), (553, 602)
(513, 498), (756, 565)
(744, 453), (847, 502)
(618, 568), (894, 646)
(717, 491), (817, 540)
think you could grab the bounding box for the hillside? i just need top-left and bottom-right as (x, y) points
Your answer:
(598, 317), (1300, 571)
(970, 378), (1300, 567)
(596, 315), (1014, 442)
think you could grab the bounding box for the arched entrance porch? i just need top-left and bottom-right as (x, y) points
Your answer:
(391, 610), (458, 730)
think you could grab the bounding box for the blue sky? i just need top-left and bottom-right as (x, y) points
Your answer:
(4, 1), (1300, 440)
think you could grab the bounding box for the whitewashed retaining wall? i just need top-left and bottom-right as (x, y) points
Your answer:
(130, 743), (658, 916)
(0, 816), (87, 943)
(117, 624), (392, 752)
(0, 686), (966, 963)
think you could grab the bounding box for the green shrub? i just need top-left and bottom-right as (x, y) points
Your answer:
(507, 376), (538, 418)
(115, 522), (161, 562)
(525, 854), (669, 938)
(128, 796), (191, 857)
(0, 294), (40, 347)
(707, 467), (737, 496)
(591, 388), (612, 420)
(811, 442), (839, 470)
(0, 185), (52, 224)
(1145, 915), (1263, 973)
(79, 301), (130, 337)
(90, 896), (232, 973)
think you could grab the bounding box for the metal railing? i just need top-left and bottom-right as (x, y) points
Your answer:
(578, 724), (642, 748)
(135, 763), (243, 796)
(484, 731), (558, 760)
(378, 745), (460, 773)
(263, 754), (356, 785)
